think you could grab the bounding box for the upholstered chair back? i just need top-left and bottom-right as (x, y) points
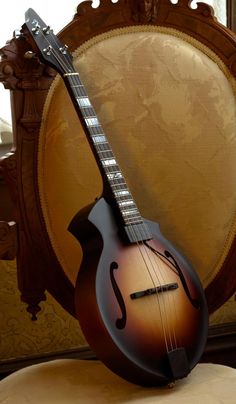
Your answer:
(39, 26), (236, 307)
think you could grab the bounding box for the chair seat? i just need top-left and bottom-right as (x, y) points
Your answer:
(0, 359), (235, 403)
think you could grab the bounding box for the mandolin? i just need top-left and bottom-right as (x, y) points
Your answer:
(24, 8), (208, 386)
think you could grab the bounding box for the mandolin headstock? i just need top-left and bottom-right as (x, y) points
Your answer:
(23, 8), (73, 76)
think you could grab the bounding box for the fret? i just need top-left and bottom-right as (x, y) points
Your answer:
(123, 216), (142, 225)
(104, 165), (121, 172)
(110, 181), (129, 189)
(121, 205), (138, 212)
(65, 76), (87, 95)
(118, 200), (135, 207)
(71, 84), (84, 88)
(98, 151), (114, 160)
(94, 142), (108, 148)
(110, 181), (127, 187)
(89, 125), (104, 135)
(96, 145), (112, 153)
(124, 218), (143, 225)
(123, 218), (143, 226)
(97, 148), (113, 158)
(65, 75), (81, 83)
(74, 86), (87, 97)
(116, 194), (134, 201)
(81, 107), (96, 118)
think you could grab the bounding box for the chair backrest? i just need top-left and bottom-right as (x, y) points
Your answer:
(1, 0), (236, 318)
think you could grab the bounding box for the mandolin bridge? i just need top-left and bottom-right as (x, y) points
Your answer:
(130, 282), (178, 300)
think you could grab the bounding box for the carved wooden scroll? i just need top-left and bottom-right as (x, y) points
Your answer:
(0, 34), (75, 319)
(0, 0), (236, 318)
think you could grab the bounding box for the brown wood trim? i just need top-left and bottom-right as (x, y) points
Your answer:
(227, 0), (236, 32)
(227, 0), (232, 29)
(201, 322), (236, 368)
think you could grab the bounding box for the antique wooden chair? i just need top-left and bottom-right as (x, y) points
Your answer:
(0, 0), (236, 401)
(0, 0), (235, 318)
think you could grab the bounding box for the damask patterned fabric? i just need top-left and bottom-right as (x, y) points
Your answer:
(0, 360), (235, 403)
(0, 260), (86, 361)
(39, 27), (236, 289)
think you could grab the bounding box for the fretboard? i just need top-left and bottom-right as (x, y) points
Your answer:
(64, 71), (152, 239)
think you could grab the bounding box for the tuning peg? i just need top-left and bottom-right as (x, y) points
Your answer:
(42, 26), (51, 34)
(32, 23), (41, 35)
(24, 51), (36, 59)
(59, 45), (68, 54)
(13, 30), (23, 39)
(43, 45), (52, 56)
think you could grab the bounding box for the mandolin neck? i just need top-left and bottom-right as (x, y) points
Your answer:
(24, 7), (152, 242)
(63, 70), (148, 231)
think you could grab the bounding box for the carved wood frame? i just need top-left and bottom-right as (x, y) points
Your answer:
(0, 0), (236, 318)
(227, 0), (236, 32)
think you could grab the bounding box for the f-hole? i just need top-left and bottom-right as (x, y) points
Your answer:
(110, 261), (127, 329)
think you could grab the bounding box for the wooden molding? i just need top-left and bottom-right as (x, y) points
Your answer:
(201, 322), (236, 368)
(227, 0), (236, 32)
(0, 35), (75, 319)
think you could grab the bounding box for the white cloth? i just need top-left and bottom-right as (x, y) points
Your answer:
(0, 359), (236, 403)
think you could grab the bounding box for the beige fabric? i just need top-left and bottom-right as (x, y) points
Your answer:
(0, 359), (236, 403)
(38, 27), (236, 287)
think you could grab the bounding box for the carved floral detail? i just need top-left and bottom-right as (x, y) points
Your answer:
(127, 0), (157, 23)
(192, 1), (215, 19)
(0, 37), (54, 90)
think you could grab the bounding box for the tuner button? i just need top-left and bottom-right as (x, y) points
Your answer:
(59, 45), (68, 54)
(43, 45), (52, 56)
(13, 30), (22, 39)
(32, 23), (41, 35)
(43, 26), (51, 34)
(32, 28), (39, 35)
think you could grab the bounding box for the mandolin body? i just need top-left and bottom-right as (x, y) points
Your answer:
(23, 9), (208, 386)
(69, 197), (208, 386)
